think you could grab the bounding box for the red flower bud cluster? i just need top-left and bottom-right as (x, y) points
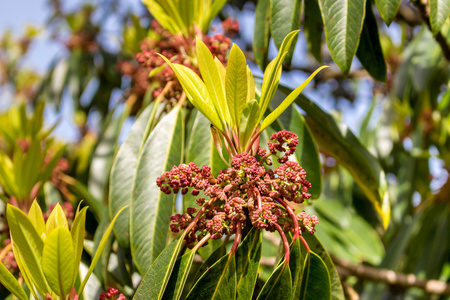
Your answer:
(157, 130), (318, 248)
(221, 18), (240, 37)
(99, 288), (125, 300)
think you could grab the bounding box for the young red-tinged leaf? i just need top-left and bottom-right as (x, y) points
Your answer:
(71, 206), (88, 286)
(6, 204), (50, 295)
(28, 200), (46, 238)
(42, 227), (74, 299)
(226, 44), (248, 129)
(0, 260), (28, 300)
(186, 253), (237, 300)
(46, 203), (68, 234)
(256, 262), (292, 300)
(236, 229), (262, 300)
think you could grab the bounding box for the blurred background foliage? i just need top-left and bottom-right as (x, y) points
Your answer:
(0, 0), (449, 299)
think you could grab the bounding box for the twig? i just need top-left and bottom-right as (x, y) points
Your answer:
(332, 255), (450, 295)
(342, 281), (360, 300)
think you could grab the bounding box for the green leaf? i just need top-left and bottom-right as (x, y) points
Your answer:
(375, 0), (401, 26)
(253, 0), (271, 70)
(239, 100), (261, 151)
(196, 37), (230, 126)
(28, 200), (46, 238)
(304, 252), (331, 300)
(271, 0), (302, 66)
(160, 56), (223, 131)
(304, 0), (324, 63)
(186, 253), (236, 300)
(260, 66), (327, 132)
(42, 227), (74, 299)
(203, 0), (228, 32)
(162, 249), (196, 300)
(236, 229), (262, 300)
(46, 203), (68, 234)
(247, 67), (255, 102)
(71, 206), (88, 286)
(0, 260), (28, 300)
(109, 103), (157, 249)
(430, 0), (450, 35)
(289, 107), (322, 199)
(303, 234), (345, 300)
(256, 262), (292, 300)
(356, 3), (387, 82)
(133, 236), (185, 300)
(259, 31), (299, 120)
(78, 205), (128, 295)
(288, 91), (390, 229)
(185, 112), (229, 209)
(6, 204), (49, 295)
(130, 106), (184, 274)
(289, 239), (302, 299)
(318, 0), (366, 75)
(226, 44), (248, 129)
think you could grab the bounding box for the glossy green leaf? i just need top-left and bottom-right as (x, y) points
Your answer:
(375, 0), (401, 26)
(71, 206), (88, 286)
(259, 31), (299, 120)
(185, 112), (229, 209)
(236, 229), (262, 300)
(289, 239), (302, 299)
(303, 234), (345, 300)
(356, 3), (387, 82)
(28, 200), (46, 238)
(109, 104), (157, 249)
(133, 236), (184, 299)
(160, 56), (223, 131)
(0, 260), (28, 300)
(304, 252), (331, 300)
(186, 253), (237, 300)
(78, 205), (128, 295)
(289, 91), (390, 229)
(318, 0), (366, 75)
(289, 107), (322, 199)
(271, 0), (302, 66)
(239, 100), (261, 151)
(12, 243), (39, 299)
(196, 37), (230, 125)
(253, 0), (271, 70)
(42, 227), (74, 299)
(130, 106), (184, 274)
(226, 44), (248, 129)
(430, 0), (450, 35)
(256, 262), (292, 300)
(46, 203), (68, 234)
(261, 66), (327, 132)
(6, 204), (49, 295)
(162, 248), (196, 300)
(304, 0), (323, 63)
(203, 0), (227, 32)
(247, 67), (255, 102)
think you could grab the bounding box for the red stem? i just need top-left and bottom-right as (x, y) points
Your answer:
(276, 198), (300, 242)
(253, 187), (262, 210)
(185, 198), (215, 234)
(231, 221), (242, 254)
(275, 223), (290, 264)
(194, 233), (211, 250)
(300, 236), (310, 253)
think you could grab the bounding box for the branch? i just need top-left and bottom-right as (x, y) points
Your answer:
(332, 255), (450, 295)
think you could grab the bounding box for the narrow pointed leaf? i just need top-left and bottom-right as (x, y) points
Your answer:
(303, 234), (344, 299)
(162, 249), (197, 300)
(304, 252), (331, 300)
(256, 262), (292, 300)
(42, 227), (74, 299)
(236, 229), (262, 300)
(28, 200), (46, 238)
(260, 66), (327, 132)
(304, 0), (324, 63)
(71, 206), (88, 286)
(271, 0), (302, 66)
(12, 244), (39, 299)
(253, 0), (271, 70)
(375, 0), (401, 26)
(289, 239), (302, 299)
(133, 236), (185, 299)
(78, 205), (128, 295)
(319, 0), (366, 75)
(239, 100), (261, 151)
(226, 44), (248, 129)
(46, 203), (68, 234)
(109, 104), (156, 249)
(130, 107), (184, 274)
(186, 253), (237, 300)
(215, 57), (226, 85)
(6, 204), (49, 295)
(289, 107), (322, 199)
(356, 3), (387, 82)
(247, 67), (255, 102)
(430, 0), (450, 35)
(0, 261), (28, 300)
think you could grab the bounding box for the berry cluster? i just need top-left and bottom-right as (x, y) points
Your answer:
(157, 130), (318, 249)
(99, 288), (125, 300)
